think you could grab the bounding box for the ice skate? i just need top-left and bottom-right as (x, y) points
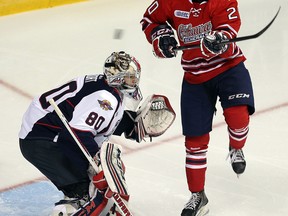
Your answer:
(228, 146), (246, 177)
(181, 190), (209, 216)
(51, 195), (89, 216)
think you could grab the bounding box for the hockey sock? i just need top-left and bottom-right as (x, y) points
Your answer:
(185, 134), (209, 192)
(223, 105), (250, 149)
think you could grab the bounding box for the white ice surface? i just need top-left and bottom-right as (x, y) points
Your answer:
(0, 0), (288, 215)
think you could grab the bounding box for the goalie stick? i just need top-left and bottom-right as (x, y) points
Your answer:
(48, 99), (133, 216)
(173, 6), (281, 51)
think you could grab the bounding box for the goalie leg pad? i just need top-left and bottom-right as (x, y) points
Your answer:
(100, 142), (129, 196)
(106, 193), (130, 216)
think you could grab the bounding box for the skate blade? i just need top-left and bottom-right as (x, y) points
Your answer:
(196, 205), (209, 216)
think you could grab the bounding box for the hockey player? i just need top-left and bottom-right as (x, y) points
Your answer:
(18, 51), (175, 216)
(140, 0), (255, 215)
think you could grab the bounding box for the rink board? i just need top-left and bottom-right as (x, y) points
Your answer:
(0, 0), (87, 16)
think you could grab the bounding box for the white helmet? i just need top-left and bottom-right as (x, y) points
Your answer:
(104, 51), (143, 109)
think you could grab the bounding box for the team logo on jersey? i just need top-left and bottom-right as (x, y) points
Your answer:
(190, 8), (202, 17)
(178, 21), (212, 43)
(98, 99), (113, 111)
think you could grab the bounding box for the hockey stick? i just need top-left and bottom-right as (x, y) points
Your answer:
(48, 99), (133, 216)
(49, 99), (99, 172)
(173, 6), (281, 51)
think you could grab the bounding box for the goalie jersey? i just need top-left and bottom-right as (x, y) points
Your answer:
(140, 0), (246, 84)
(19, 74), (124, 155)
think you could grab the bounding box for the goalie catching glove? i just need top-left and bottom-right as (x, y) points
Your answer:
(135, 94), (176, 142)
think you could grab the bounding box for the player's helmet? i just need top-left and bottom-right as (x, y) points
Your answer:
(104, 51), (143, 109)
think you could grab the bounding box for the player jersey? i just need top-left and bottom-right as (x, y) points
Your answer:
(141, 0), (246, 83)
(19, 74), (124, 150)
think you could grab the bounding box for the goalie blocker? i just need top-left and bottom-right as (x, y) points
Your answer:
(114, 94), (176, 142)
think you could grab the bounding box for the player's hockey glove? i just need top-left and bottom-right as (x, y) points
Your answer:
(200, 31), (229, 58)
(151, 24), (178, 58)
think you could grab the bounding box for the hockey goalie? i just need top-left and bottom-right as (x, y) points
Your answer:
(18, 51), (176, 216)
(52, 94), (176, 216)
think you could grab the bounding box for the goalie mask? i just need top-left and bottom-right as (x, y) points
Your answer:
(104, 51), (143, 110)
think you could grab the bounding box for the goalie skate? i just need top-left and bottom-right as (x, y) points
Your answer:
(71, 191), (108, 216)
(52, 190), (108, 216)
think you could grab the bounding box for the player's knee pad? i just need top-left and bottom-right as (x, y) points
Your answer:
(185, 134), (210, 153)
(223, 105), (249, 129)
(224, 105), (250, 149)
